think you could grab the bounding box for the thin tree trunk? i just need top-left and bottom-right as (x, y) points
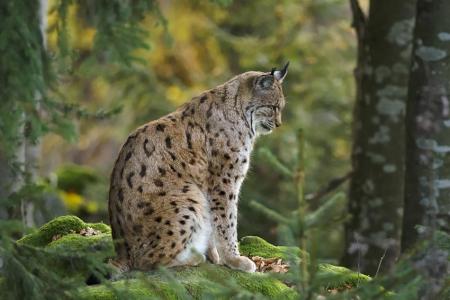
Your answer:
(344, 0), (416, 275)
(21, 0), (48, 227)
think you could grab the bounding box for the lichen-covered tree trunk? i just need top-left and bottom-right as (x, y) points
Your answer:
(343, 0), (416, 275)
(402, 0), (450, 255)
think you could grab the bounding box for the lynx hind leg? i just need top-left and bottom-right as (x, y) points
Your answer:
(170, 184), (211, 267)
(132, 184), (211, 270)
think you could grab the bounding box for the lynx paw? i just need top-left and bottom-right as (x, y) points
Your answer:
(207, 246), (220, 264)
(108, 258), (130, 280)
(189, 252), (206, 266)
(225, 255), (256, 273)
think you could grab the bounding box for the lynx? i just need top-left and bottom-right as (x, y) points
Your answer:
(108, 63), (289, 273)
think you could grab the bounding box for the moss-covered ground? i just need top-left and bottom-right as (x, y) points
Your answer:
(13, 215), (372, 299)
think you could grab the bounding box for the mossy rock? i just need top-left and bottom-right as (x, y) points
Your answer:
(240, 236), (370, 289)
(78, 264), (297, 299)
(17, 215), (110, 248)
(16, 215), (113, 281)
(316, 264), (370, 289)
(240, 236), (308, 260)
(16, 215), (371, 299)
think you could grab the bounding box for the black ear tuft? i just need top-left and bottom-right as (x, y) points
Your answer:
(274, 62), (289, 82)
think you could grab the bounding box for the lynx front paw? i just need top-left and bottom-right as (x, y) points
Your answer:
(207, 246), (220, 264)
(225, 255), (256, 273)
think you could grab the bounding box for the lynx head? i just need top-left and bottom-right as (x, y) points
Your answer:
(237, 62), (289, 136)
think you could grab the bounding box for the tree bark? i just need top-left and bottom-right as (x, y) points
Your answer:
(16, 0), (48, 227)
(343, 0), (416, 275)
(19, 0), (48, 227)
(402, 2), (450, 297)
(402, 0), (450, 251)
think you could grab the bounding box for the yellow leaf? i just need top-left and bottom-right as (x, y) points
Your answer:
(334, 139), (350, 159)
(60, 191), (84, 212)
(85, 201), (99, 214)
(166, 85), (188, 106)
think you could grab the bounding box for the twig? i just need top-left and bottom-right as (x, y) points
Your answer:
(349, 0), (366, 37)
(356, 236), (361, 287)
(349, 0), (367, 104)
(305, 171), (352, 201)
(296, 129), (309, 293)
(374, 247), (388, 278)
(248, 200), (288, 225)
(258, 148), (293, 178)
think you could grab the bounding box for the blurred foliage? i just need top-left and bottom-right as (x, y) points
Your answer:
(54, 164), (108, 220)
(56, 164), (100, 193)
(0, 0), (162, 164)
(40, 0), (355, 262)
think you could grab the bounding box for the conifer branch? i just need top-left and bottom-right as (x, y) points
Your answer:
(305, 171), (352, 202)
(257, 148), (293, 178)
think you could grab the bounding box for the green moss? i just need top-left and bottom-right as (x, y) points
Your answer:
(17, 215), (87, 247)
(239, 236), (308, 260)
(240, 236), (370, 289)
(47, 233), (114, 259)
(317, 264), (371, 288)
(79, 264), (297, 300)
(16, 215), (114, 283)
(87, 222), (112, 234)
(16, 216), (372, 299)
(77, 278), (177, 300)
(17, 216), (112, 248)
(173, 263), (297, 299)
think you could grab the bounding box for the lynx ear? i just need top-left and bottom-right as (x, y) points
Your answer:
(273, 62), (289, 83)
(257, 75), (275, 89)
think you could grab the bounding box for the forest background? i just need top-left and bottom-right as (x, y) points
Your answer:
(1, 0), (449, 298)
(4, 0), (355, 259)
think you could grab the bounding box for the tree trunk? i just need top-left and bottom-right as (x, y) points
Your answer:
(20, 0), (48, 227)
(18, 0), (48, 227)
(402, 0), (450, 251)
(402, 5), (450, 297)
(343, 0), (416, 275)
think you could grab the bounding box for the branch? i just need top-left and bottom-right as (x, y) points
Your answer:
(304, 193), (348, 229)
(257, 148), (293, 178)
(349, 0), (366, 40)
(249, 200), (289, 225)
(305, 171), (352, 201)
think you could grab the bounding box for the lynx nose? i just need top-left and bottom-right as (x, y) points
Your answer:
(275, 116), (282, 127)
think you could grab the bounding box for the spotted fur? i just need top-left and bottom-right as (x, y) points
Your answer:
(109, 68), (287, 272)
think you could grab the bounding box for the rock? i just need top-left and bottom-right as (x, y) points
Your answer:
(16, 215), (113, 282)
(12, 215), (372, 299)
(78, 264), (298, 299)
(240, 236), (308, 261)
